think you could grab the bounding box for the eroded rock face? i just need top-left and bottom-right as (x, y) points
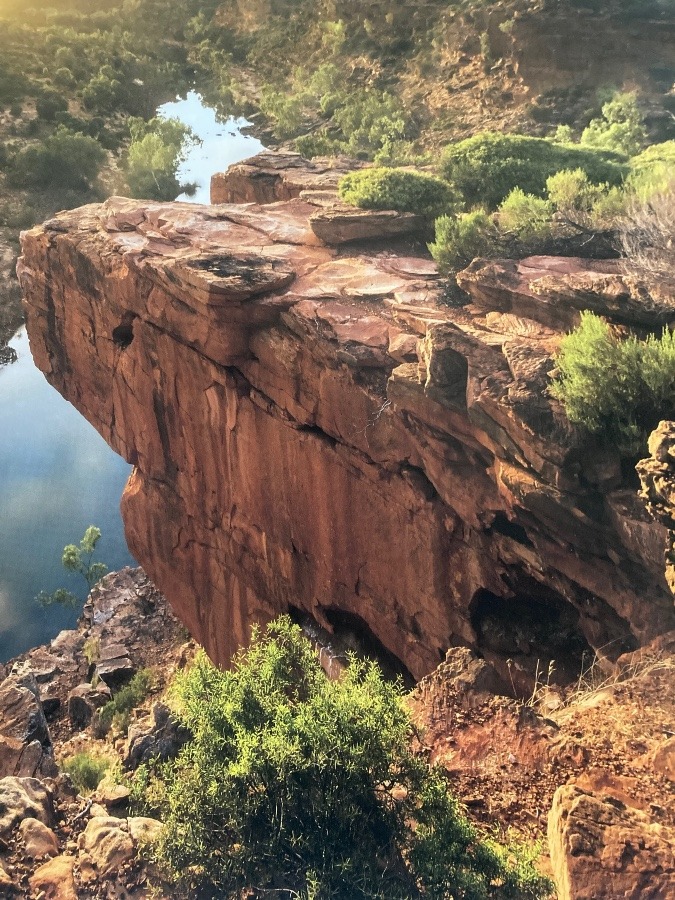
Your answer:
(548, 784), (675, 900)
(638, 421), (675, 595)
(210, 150), (367, 205)
(18, 154), (675, 684)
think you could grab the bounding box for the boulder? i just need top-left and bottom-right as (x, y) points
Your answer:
(94, 645), (136, 688)
(652, 736), (675, 781)
(309, 205), (424, 245)
(19, 816), (59, 859)
(29, 855), (77, 900)
(78, 815), (135, 876)
(124, 702), (189, 769)
(0, 673), (50, 777)
(548, 784), (675, 900)
(210, 150), (366, 204)
(67, 682), (112, 730)
(457, 256), (675, 332)
(127, 816), (162, 845)
(0, 776), (53, 836)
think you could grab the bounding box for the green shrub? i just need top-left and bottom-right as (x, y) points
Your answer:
(628, 141), (675, 198)
(294, 131), (343, 158)
(551, 312), (675, 453)
(36, 89), (68, 122)
(62, 752), (110, 795)
(333, 90), (408, 160)
(97, 668), (154, 736)
(428, 210), (498, 275)
(10, 127), (105, 190)
(339, 167), (458, 219)
(498, 189), (553, 241)
(440, 132), (626, 209)
(581, 92), (647, 157)
(134, 618), (552, 899)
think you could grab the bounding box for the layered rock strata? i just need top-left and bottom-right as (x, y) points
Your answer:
(18, 155), (675, 683)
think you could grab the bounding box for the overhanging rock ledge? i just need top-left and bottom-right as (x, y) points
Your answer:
(17, 152), (675, 687)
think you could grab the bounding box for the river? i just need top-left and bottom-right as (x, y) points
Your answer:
(0, 92), (263, 662)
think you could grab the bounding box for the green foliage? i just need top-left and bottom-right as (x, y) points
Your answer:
(126, 116), (197, 200)
(134, 617), (552, 899)
(81, 71), (123, 115)
(96, 668), (154, 736)
(36, 525), (108, 608)
(294, 131), (343, 158)
(497, 189), (553, 241)
(551, 312), (675, 453)
(10, 126), (105, 190)
(36, 89), (68, 122)
(10, 126), (105, 189)
(581, 92), (647, 157)
(339, 167), (458, 219)
(333, 90), (408, 161)
(439, 132), (626, 209)
(258, 85), (306, 140)
(62, 751), (110, 795)
(428, 210), (498, 275)
(628, 140), (675, 198)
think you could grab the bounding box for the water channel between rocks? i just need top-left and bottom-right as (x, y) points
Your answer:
(0, 92), (263, 661)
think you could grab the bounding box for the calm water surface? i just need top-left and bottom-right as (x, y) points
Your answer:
(0, 94), (263, 662)
(158, 91), (263, 203)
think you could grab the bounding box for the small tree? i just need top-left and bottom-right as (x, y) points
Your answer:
(135, 618), (552, 899)
(580, 92), (647, 157)
(36, 525), (108, 608)
(126, 116), (197, 201)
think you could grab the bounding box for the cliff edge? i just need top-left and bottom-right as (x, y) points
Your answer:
(18, 152), (675, 688)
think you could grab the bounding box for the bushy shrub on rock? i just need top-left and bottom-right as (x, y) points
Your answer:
(551, 311), (675, 453)
(440, 132), (626, 209)
(339, 167), (458, 219)
(133, 617), (552, 899)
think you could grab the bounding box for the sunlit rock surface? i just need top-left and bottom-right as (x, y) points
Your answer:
(18, 153), (675, 682)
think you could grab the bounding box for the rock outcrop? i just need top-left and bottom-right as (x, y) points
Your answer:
(18, 153), (675, 685)
(548, 784), (675, 900)
(638, 421), (675, 596)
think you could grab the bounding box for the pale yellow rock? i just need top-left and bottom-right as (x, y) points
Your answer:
(28, 855), (77, 900)
(78, 815), (134, 876)
(20, 817), (59, 859)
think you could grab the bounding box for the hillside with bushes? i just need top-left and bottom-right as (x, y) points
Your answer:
(1, 0), (674, 349)
(3, 4), (675, 896)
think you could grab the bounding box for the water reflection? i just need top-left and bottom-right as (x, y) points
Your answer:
(0, 329), (134, 661)
(158, 90), (263, 204)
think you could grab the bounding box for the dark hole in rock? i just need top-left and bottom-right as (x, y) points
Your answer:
(291, 606), (415, 688)
(487, 512), (534, 547)
(112, 322), (134, 350)
(469, 586), (595, 696)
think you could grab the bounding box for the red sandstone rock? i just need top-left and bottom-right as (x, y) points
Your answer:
(548, 784), (675, 900)
(18, 159), (675, 685)
(458, 256), (675, 332)
(210, 150), (367, 204)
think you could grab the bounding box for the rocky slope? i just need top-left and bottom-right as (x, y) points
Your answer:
(18, 151), (675, 692)
(0, 567), (672, 898)
(0, 567), (188, 898)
